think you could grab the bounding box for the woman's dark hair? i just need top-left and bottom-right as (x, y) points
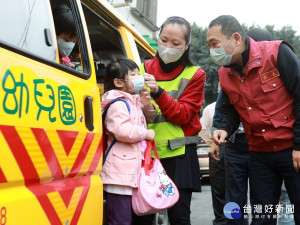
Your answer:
(158, 16), (196, 66)
(52, 4), (77, 38)
(209, 15), (246, 41)
(246, 28), (273, 41)
(104, 58), (139, 92)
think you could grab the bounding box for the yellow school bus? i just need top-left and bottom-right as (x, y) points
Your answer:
(0, 0), (155, 224)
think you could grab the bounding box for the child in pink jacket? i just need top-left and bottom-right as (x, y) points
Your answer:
(101, 58), (156, 225)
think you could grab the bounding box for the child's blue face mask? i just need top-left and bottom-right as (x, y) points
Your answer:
(57, 38), (76, 57)
(130, 75), (145, 94)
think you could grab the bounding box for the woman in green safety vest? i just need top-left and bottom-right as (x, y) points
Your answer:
(132, 16), (206, 225)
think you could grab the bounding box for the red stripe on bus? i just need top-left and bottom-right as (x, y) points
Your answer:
(57, 130), (79, 156)
(0, 125), (40, 184)
(70, 177), (90, 225)
(67, 133), (95, 179)
(28, 177), (90, 225)
(85, 136), (103, 176)
(31, 128), (64, 180)
(0, 167), (7, 183)
(33, 194), (61, 224)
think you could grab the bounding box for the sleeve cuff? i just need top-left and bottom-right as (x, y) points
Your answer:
(210, 126), (218, 135)
(218, 126), (232, 138)
(293, 144), (300, 150)
(141, 128), (148, 140)
(150, 86), (164, 99)
(143, 105), (157, 123)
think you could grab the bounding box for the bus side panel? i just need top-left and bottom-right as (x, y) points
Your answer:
(0, 46), (103, 224)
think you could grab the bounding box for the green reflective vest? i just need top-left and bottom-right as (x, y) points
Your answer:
(140, 64), (200, 158)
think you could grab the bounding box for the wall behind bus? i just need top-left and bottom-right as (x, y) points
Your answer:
(109, 0), (159, 39)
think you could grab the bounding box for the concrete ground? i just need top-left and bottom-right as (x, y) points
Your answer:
(191, 177), (214, 225)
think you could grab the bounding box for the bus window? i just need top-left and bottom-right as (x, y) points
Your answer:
(136, 42), (154, 63)
(81, 2), (126, 87)
(50, 0), (89, 74)
(0, 0), (56, 61)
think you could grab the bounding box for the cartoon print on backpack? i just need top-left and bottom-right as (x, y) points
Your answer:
(159, 170), (175, 197)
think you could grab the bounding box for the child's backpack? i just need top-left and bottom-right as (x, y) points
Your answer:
(102, 98), (130, 165)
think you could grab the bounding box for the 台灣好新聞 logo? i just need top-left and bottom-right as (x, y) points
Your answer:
(223, 202), (242, 219)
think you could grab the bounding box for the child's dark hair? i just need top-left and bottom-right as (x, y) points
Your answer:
(52, 4), (77, 39)
(104, 58), (139, 92)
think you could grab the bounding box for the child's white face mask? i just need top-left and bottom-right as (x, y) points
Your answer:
(129, 75), (145, 94)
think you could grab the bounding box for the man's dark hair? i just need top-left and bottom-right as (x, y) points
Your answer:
(158, 16), (196, 66)
(209, 15), (246, 40)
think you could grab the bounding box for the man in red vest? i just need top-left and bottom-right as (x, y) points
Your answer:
(206, 15), (300, 224)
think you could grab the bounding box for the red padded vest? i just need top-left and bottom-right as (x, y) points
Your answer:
(219, 38), (294, 152)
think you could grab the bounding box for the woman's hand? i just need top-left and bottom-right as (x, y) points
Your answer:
(144, 73), (159, 94)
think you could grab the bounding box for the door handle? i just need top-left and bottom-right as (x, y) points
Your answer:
(84, 96), (94, 131)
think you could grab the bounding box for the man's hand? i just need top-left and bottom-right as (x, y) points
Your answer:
(292, 150), (300, 172)
(209, 142), (220, 161)
(212, 130), (228, 145)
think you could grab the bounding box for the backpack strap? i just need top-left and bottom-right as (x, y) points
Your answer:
(102, 98), (130, 165)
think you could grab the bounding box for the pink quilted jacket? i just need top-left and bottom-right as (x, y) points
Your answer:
(100, 90), (150, 188)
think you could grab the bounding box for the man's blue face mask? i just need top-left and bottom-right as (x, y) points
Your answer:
(209, 35), (237, 66)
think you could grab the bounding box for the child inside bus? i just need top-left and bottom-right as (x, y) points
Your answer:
(52, 3), (78, 67)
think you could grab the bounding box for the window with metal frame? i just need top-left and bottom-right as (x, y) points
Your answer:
(50, 0), (91, 77)
(132, 0), (157, 29)
(0, 0), (57, 61)
(0, 0), (92, 79)
(81, 2), (126, 86)
(135, 42), (154, 63)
